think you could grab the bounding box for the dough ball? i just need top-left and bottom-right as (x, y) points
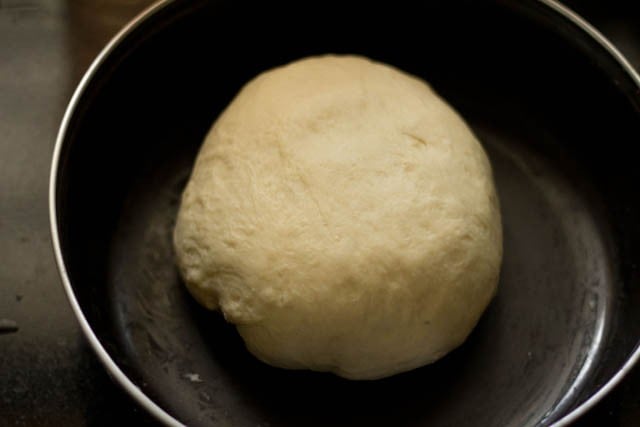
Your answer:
(174, 55), (502, 380)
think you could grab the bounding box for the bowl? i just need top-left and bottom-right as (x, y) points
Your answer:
(50, 0), (640, 425)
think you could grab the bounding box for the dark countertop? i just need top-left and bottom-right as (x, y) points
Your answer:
(0, 1), (638, 425)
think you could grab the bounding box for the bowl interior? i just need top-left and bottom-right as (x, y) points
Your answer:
(55, 1), (640, 426)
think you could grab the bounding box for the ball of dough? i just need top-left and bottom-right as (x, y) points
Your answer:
(174, 55), (502, 380)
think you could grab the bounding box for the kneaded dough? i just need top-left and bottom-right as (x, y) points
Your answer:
(174, 55), (502, 380)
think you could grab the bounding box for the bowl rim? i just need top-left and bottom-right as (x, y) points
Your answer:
(49, 1), (640, 425)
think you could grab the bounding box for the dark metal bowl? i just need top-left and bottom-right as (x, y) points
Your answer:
(50, 0), (640, 425)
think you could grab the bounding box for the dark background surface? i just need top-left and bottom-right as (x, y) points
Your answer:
(0, 0), (639, 426)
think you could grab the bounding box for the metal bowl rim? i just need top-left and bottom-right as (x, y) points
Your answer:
(48, 1), (640, 425)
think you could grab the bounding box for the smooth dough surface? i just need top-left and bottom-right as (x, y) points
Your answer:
(174, 55), (502, 380)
